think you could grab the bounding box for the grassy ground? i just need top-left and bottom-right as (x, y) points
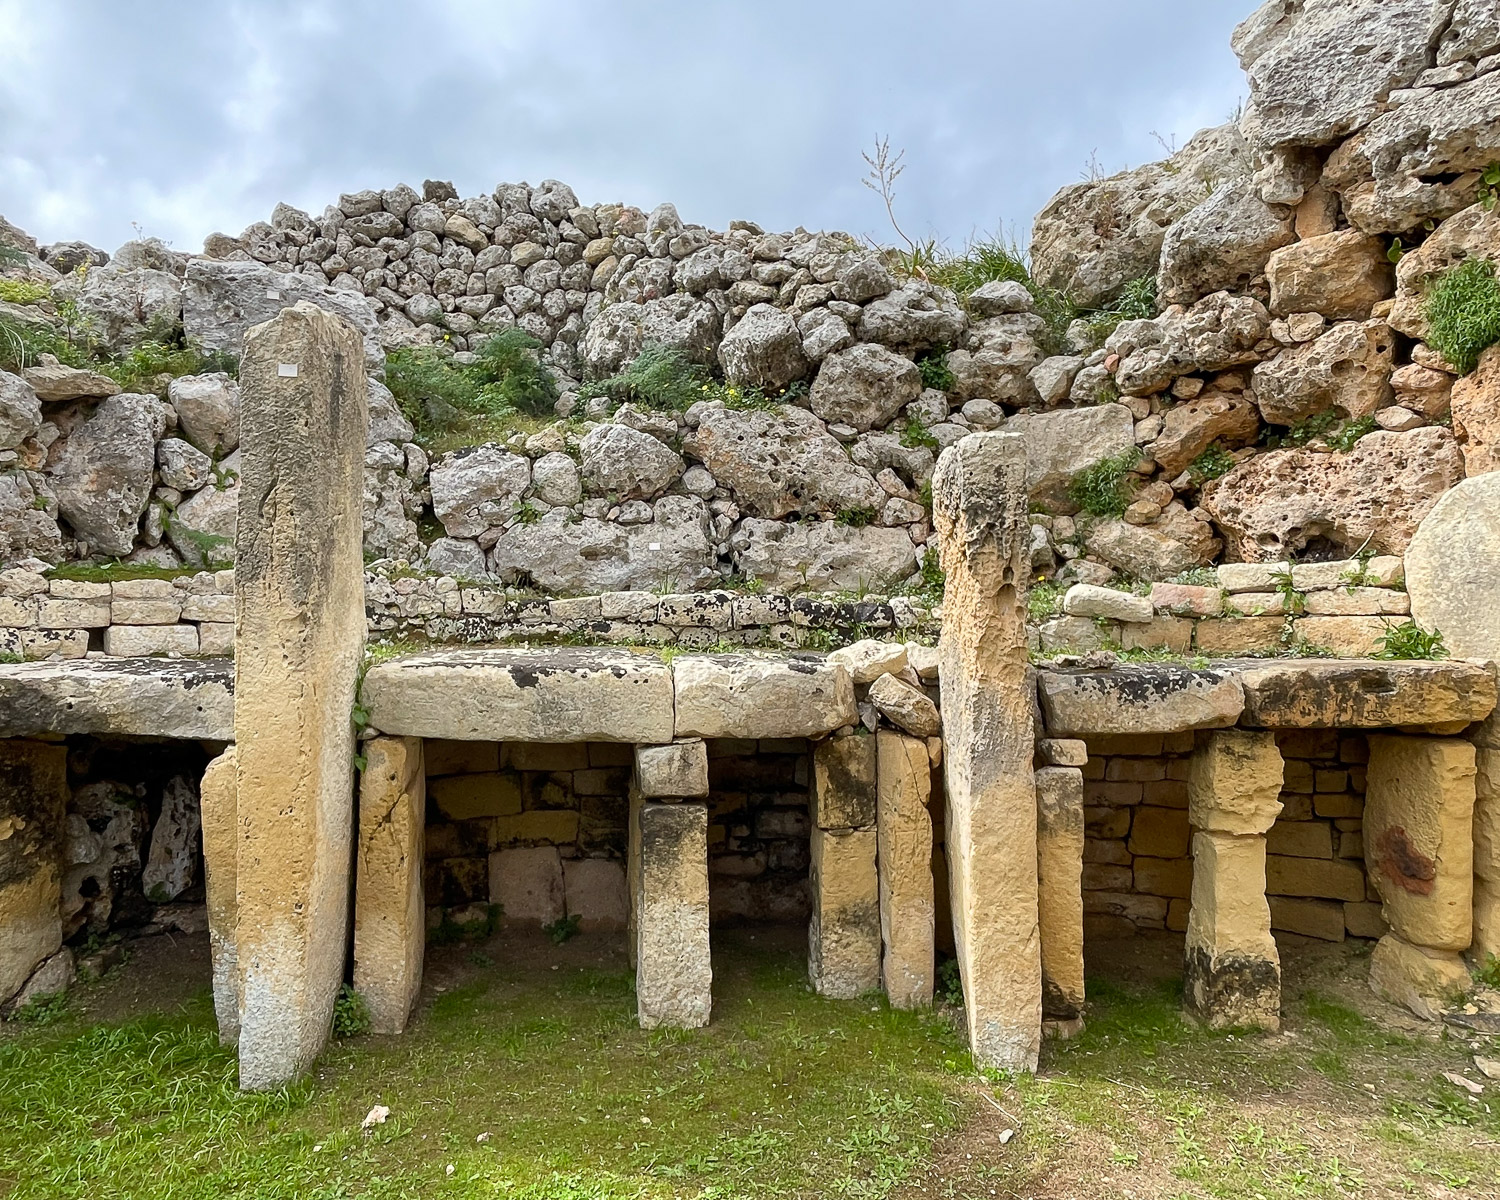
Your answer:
(0, 930), (1496, 1200)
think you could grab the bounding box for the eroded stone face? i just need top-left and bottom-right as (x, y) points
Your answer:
(0, 740), (66, 1006)
(1035, 765), (1085, 1022)
(633, 799), (712, 1028)
(672, 653), (855, 740)
(1184, 830), (1281, 1031)
(1406, 473), (1500, 662)
(1037, 666), (1245, 737)
(809, 825), (880, 999)
(811, 734), (878, 831)
(199, 747), (238, 1046)
(1188, 730), (1285, 837)
(0, 658), (234, 741)
(633, 740), (709, 799)
(1236, 660), (1497, 729)
(1368, 932), (1472, 1021)
(877, 731), (935, 1010)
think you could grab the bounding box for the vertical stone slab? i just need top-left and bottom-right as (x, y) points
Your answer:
(1184, 730), (1284, 1031)
(876, 730), (934, 1009)
(199, 746), (239, 1045)
(811, 733), (877, 830)
(931, 431), (1039, 1071)
(0, 740), (65, 1006)
(809, 825), (881, 998)
(1035, 765), (1085, 1027)
(233, 301), (368, 1089)
(634, 800), (711, 1029)
(354, 736), (425, 1036)
(1476, 716), (1500, 965)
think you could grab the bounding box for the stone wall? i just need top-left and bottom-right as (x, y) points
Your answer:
(1081, 730), (1386, 944)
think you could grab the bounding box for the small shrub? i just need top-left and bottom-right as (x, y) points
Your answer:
(922, 237), (1076, 356)
(916, 350), (955, 392)
(917, 546), (945, 598)
(1424, 257), (1500, 374)
(1374, 620), (1448, 660)
(1187, 444), (1235, 484)
(1027, 579), (1064, 622)
(936, 958), (964, 1006)
(0, 278), (48, 305)
(513, 501), (542, 526)
(1170, 566), (1219, 587)
(386, 328), (557, 438)
(1078, 274), (1158, 340)
(469, 328), (558, 417)
(1262, 409), (1340, 449)
(10, 991), (69, 1025)
(1328, 414), (1376, 453)
(1066, 449), (1141, 517)
(1475, 953), (1500, 989)
(579, 343), (708, 412)
(100, 336), (238, 394)
(836, 506), (877, 528)
(332, 985), (371, 1037)
(901, 417), (938, 450)
(544, 913), (583, 945)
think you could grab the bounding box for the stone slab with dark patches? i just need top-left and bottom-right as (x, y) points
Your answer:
(671, 652), (856, 739)
(1234, 659), (1496, 729)
(362, 647), (675, 743)
(0, 657), (233, 741)
(1036, 665), (1245, 737)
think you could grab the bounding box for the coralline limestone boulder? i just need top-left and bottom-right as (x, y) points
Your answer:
(1111, 292), (1271, 396)
(19, 360), (119, 403)
(168, 373), (240, 456)
(1252, 320), (1395, 425)
(856, 281), (965, 351)
(429, 445), (531, 538)
(167, 457), (239, 568)
(1202, 427), (1465, 560)
(1145, 387), (1261, 479)
(0, 473), (63, 563)
(1406, 472), (1500, 659)
(809, 343), (921, 431)
(49, 392), (170, 556)
(730, 518), (918, 592)
(717, 304), (808, 389)
(1085, 504), (1221, 579)
(579, 294), (722, 376)
(1451, 344), (1500, 475)
(0, 370), (43, 450)
(55, 260), (182, 350)
(578, 422), (684, 499)
(684, 402), (885, 518)
(1002, 403), (1136, 511)
(1265, 230), (1393, 320)
(1031, 123), (1250, 309)
(142, 775), (201, 903)
(671, 653), (856, 739)
(1388, 202), (1500, 340)
(1155, 178), (1295, 306)
(947, 314), (1048, 405)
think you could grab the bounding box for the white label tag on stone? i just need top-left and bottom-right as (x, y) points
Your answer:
(649, 543), (661, 551)
(266, 290), (281, 300)
(277, 363), (299, 378)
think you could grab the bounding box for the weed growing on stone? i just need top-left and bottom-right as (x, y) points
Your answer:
(1187, 443), (1235, 484)
(925, 237), (1076, 355)
(835, 506), (877, 528)
(1374, 619), (1448, 660)
(901, 416), (938, 450)
(1327, 414), (1377, 452)
(331, 985), (371, 1038)
(99, 334), (238, 395)
(0, 278), (48, 305)
(915, 350), (954, 392)
(1169, 566), (1219, 587)
(1027, 579), (1064, 622)
(1425, 256), (1500, 374)
(1077, 273), (1158, 341)
(1475, 953), (1500, 990)
(387, 328), (557, 443)
(543, 914), (582, 945)
(1066, 449), (1141, 517)
(579, 343), (706, 412)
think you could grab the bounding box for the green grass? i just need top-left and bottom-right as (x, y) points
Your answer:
(386, 329), (559, 444)
(1074, 274), (1159, 342)
(1067, 449), (1141, 517)
(579, 343), (709, 412)
(1027, 579), (1065, 622)
(44, 561), (203, 583)
(921, 237), (1076, 355)
(1425, 257), (1500, 374)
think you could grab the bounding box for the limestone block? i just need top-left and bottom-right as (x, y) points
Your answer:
(633, 740), (709, 799)
(563, 858), (628, 930)
(1237, 660), (1496, 729)
(428, 772), (521, 820)
(808, 826), (880, 999)
(672, 653), (856, 739)
(0, 740), (65, 1005)
(1266, 821), (1333, 859)
(828, 639), (908, 684)
(1369, 933), (1470, 1021)
(1192, 616), (1285, 655)
(354, 737), (425, 1036)
(1038, 666), (1245, 737)
(1363, 736), (1475, 952)
(1269, 897), (1346, 942)
(1037, 738), (1088, 768)
(1345, 900), (1389, 940)
(876, 731), (934, 1009)
(1184, 830), (1280, 1031)
(1035, 766), (1085, 1022)
(1292, 616), (1389, 657)
(634, 800), (711, 1028)
(489, 846), (565, 925)
(1188, 730), (1285, 836)
(811, 733), (877, 830)
(424, 739), (500, 777)
(110, 598), (183, 625)
(362, 648), (675, 744)
(1473, 876), (1500, 967)
(931, 431), (1041, 1071)
(103, 624), (200, 657)
(1133, 855), (1193, 898)
(1406, 472), (1500, 661)
(867, 673), (942, 738)
(233, 302), (368, 1091)
(199, 747), (238, 1046)
(197, 622), (235, 656)
(1265, 854), (1367, 901)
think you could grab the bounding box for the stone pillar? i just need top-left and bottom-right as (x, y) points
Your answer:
(1035, 765), (1085, 1031)
(876, 730), (934, 1008)
(0, 739), (66, 1007)
(809, 733), (881, 998)
(931, 431), (1039, 1071)
(233, 302), (368, 1089)
(1184, 730), (1284, 1031)
(632, 798), (711, 1029)
(1476, 717), (1500, 967)
(354, 736), (426, 1036)
(1364, 735), (1476, 1018)
(199, 746), (239, 1045)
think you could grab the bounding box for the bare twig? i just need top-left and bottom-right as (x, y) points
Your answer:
(862, 136), (919, 262)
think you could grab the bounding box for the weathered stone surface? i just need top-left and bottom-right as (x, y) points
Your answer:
(20, 360), (119, 404)
(166, 455), (239, 568)
(1201, 428), (1464, 560)
(7, 948), (74, 1013)
(868, 672), (941, 738)
(199, 747), (238, 1045)
(1062, 584), (1153, 624)
(809, 826), (881, 998)
(579, 294), (721, 376)
(1388, 203), (1500, 341)
(633, 800), (711, 1027)
(0, 740), (65, 1005)
(1035, 765), (1085, 1021)
(354, 737), (425, 1036)
(809, 343), (921, 432)
(948, 314), (1048, 406)
(579, 422), (684, 499)
(1038, 666), (1245, 736)
(1156, 178), (1294, 306)
(49, 392), (169, 556)
(931, 432), (1040, 1071)
(633, 740), (709, 799)
(363, 648), (675, 743)
(1452, 344), (1500, 475)
(0, 370), (42, 452)
(1252, 320), (1394, 425)
(718, 303), (808, 389)
(0, 658), (234, 740)
(730, 519), (917, 594)
(1407, 469), (1500, 663)
(1004, 403), (1136, 513)
(1112, 292), (1271, 396)
(233, 302), (368, 1090)
(811, 733), (878, 830)
(686, 402), (885, 518)
(856, 281), (965, 351)
(62, 263), (181, 350)
(673, 653), (856, 739)
(1364, 736), (1475, 953)
(827, 639), (907, 685)
(563, 858), (628, 931)
(1265, 231), (1393, 320)
(1189, 730), (1285, 837)
(142, 775), (200, 902)
(1145, 388), (1261, 479)
(429, 445), (531, 538)
(168, 373), (240, 456)
(490, 845), (565, 925)
(877, 731), (934, 1009)
(1237, 660), (1497, 729)
(1369, 932), (1471, 1021)
(1184, 830), (1280, 1031)
(157, 437), (213, 492)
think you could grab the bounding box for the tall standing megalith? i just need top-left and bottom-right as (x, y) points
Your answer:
(233, 302), (368, 1089)
(931, 431), (1040, 1071)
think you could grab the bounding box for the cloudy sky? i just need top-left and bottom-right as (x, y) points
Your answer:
(0, 1), (1250, 257)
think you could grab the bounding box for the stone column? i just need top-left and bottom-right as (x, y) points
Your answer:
(809, 733), (881, 998)
(233, 302), (368, 1089)
(1364, 735), (1476, 1018)
(1184, 730), (1284, 1031)
(1035, 764), (1085, 1032)
(354, 736), (426, 1036)
(632, 798), (711, 1029)
(199, 746), (238, 1045)
(1476, 717), (1500, 967)
(931, 431), (1039, 1071)
(0, 739), (66, 1007)
(876, 730), (934, 1009)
